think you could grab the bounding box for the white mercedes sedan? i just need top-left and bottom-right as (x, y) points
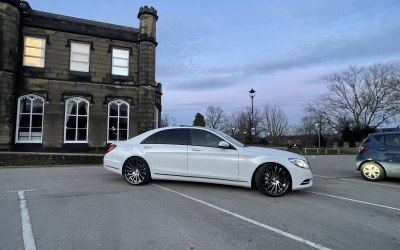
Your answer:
(104, 127), (313, 197)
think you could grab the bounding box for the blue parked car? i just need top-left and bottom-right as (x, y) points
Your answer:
(356, 127), (400, 181)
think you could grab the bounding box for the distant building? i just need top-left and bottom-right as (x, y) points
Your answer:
(0, 0), (162, 151)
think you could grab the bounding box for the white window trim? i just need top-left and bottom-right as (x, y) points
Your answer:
(107, 100), (130, 143)
(15, 94), (45, 144)
(64, 97), (89, 143)
(111, 48), (129, 76)
(154, 106), (159, 129)
(23, 36), (46, 68)
(70, 42), (90, 72)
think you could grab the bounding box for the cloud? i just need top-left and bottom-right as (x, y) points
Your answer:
(250, 24), (400, 74)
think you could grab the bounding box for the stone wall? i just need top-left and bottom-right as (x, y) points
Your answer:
(0, 2), (161, 151)
(0, 2), (19, 149)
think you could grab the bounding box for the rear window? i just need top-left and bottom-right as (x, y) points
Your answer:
(374, 134), (400, 147)
(374, 135), (384, 144)
(362, 137), (371, 144)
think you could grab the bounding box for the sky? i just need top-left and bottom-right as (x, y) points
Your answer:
(28, 0), (400, 126)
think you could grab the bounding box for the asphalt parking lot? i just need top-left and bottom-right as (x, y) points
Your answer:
(1, 155), (399, 250)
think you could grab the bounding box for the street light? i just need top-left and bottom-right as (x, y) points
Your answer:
(249, 88), (256, 143)
(231, 127), (235, 136)
(316, 123), (321, 151)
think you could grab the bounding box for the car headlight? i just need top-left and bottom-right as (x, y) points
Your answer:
(289, 158), (310, 170)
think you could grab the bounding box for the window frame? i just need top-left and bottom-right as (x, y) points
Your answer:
(64, 97), (90, 143)
(70, 42), (91, 72)
(23, 36), (46, 68)
(107, 100), (130, 143)
(111, 48), (130, 76)
(15, 94), (45, 144)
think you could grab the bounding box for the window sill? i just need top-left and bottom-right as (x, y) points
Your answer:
(15, 141), (43, 144)
(111, 75), (130, 81)
(22, 66), (45, 77)
(69, 71), (91, 81)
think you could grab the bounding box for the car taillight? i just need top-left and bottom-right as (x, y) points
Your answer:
(359, 146), (368, 154)
(106, 144), (117, 153)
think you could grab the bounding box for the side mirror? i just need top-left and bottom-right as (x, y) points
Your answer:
(218, 141), (230, 149)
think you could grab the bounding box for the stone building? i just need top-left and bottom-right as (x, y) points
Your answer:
(0, 0), (162, 151)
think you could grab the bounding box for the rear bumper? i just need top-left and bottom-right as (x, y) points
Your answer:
(103, 155), (123, 175)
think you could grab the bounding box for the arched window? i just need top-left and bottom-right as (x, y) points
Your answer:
(154, 106), (159, 129)
(108, 100), (129, 142)
(64, 97), (89, 143)
(16, 94), (44, 143)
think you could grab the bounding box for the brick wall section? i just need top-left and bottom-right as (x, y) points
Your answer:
(0, 2), (19, 149)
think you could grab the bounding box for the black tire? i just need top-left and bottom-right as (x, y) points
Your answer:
(255, 163), (291, 197)
(360, 162), (385, 182)
(122, 157), (151, 185)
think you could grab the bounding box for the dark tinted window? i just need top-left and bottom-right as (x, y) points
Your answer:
(383, 134), (400, 147)
(375, 134), (400, 147)
(190, 129), (222, 148)
(141, 129), (188, 145)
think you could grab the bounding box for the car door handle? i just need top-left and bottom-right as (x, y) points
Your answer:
(191, 148), (201, 151)
(377, 148), (386, 151)
(143, 146), (152, 149)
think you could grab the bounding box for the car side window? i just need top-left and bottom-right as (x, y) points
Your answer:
(141, 129), (188, 145)
(383, 134), (400, 147)
(190, 129), (222, 148)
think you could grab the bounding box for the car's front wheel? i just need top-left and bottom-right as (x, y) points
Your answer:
(123, 157), (151, 185)
(360, 162), (385, 182)
(255, 163), (291, 197)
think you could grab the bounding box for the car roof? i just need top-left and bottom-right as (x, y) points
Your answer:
(369, 131), (400, 137)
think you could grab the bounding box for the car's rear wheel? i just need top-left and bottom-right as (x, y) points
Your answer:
(123, 157), (151, 185)
(255, 163), (291, 197)
(360, 162), (385, 182)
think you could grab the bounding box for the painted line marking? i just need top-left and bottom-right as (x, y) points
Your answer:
(18, 191), (37, 250)
(303, 190), (400, 212)
(6, 189), (37, 193)
(153, 184), (330, 250)
(314, 175), (400, 188)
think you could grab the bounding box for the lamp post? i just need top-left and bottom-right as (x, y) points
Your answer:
(316, 123), (321, 151)
(249, 88), (256, 143)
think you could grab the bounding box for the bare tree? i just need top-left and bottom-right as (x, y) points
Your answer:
(261, 105), (289, 137)
(222, 111), (239, 135)
(205, 106), (225, 129)
(286, 124), (302, 136)
(306, 63), (400, 130)
(161, 113), (177, 127)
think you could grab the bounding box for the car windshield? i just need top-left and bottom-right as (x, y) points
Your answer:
(211, 129), (245, 147)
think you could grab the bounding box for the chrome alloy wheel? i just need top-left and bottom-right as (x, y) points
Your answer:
(123, 158), (148, 185)
(261, 165), (290, 196)
(362, 163), (381, 180)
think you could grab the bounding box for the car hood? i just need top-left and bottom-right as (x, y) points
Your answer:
(242, 146), (305, 160)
